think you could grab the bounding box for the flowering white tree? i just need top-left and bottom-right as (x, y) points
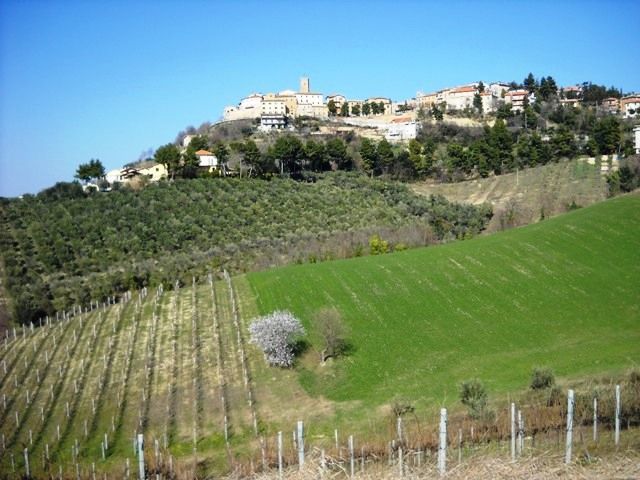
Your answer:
(249, 311), (305, 367)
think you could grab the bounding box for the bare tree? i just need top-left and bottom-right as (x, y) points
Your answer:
(313, 308), (349, 364)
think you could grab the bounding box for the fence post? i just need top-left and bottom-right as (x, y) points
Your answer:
(565, 389), (574, 464)
(277, 431), (283, 480)
(349, 435), (354, 478)
(24, 448), (30, 478)
(615, 384), (621, 446)
(517, 410), (523, 456)
(510, 402), (516, 461)
(297, 420), (304, 470)
(137, 434), (145, 480)
(593, 397), (598, 442)
(438, 408), (447, 476)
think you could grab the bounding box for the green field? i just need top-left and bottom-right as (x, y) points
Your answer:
(248, 193), (640, 407)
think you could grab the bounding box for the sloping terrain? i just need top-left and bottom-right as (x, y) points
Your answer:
(410, 159), (608, 231)
(248, 193), (639, 406)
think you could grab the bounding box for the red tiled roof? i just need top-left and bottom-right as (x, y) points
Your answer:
(195, 150), (213, 156)
(452, 86), (477, 93)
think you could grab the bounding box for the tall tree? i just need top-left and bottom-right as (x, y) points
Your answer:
(359, 138), (378, 173)
(340, 102), (349, 117)
(376, 138), (395, 173)
(305, 140), (329, 171)
(325, 138), (352, 170)
(75, 158), (105, 182)
(268, 135), (304, 173)
(593, 116), (622, 154)
(351, 104), (361, 116)
(473, 93), (483, 115)
(362, 102), (371, 116)
(212, 141), (230, 173)
(523, 72), (538, 93)
(154, 144), (181, 180)
(327, 100), (338, 116)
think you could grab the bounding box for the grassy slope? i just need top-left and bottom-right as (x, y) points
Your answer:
(247, 193), (640, 409)
(410, 159), (607, 231)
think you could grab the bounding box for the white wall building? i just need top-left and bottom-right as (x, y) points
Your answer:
(385, 117), (419, 142)
(504, 90), (535, 112)
(195, 150), (218, 168)
(105, 169), (123, 184)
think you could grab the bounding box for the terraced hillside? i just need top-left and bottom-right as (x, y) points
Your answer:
(0, 194), (638, 478)
(410, 158), (608, 231)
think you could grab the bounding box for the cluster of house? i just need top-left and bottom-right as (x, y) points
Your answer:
(558, 85), (640, 118)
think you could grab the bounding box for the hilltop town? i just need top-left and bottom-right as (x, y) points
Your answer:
(90, 75), (640, 191)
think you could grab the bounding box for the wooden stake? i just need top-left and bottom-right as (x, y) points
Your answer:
(510, 402), (516, 461)
(593, 397), (598, 442)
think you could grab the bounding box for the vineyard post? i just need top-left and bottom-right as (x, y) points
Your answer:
(593, 397), (598, 442)
(615, 384), (621, 446)
(24, 448), (30, 477)
(137, 434), (145, 480)
(398, 446), (404, 477)
(396, 416), (403, 442)
(360, 446), (365, 472)
(517, 410), (522, 456)
(334, 428), (339, 451)
(565, 389), (574, 464)
(320, 449), (326, 478)
(277, 431), (283, 480)
(438, 407), (447, 476)
(510, 403), (516, 461)
(348, 435), (354, 478)
(458, 428), (462, 463)
(297, 420), (304, 469)
(519, 411), (524, 453)
(92, 462), (96, 480)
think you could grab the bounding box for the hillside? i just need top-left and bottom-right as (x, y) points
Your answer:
(0, 174), (491, 325)
(248, 193), (639, 405)
(410, 158), (608, 231)
(0, 194), (638, 478)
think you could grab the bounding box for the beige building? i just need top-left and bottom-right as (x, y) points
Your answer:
(621, 95), (640, 118)
(366, 97), (393, 115)
(601, 97), (620, 114)
(504, 89), (534, 112)
(416, 92), (438, 108)
(261, 97), (287, 116)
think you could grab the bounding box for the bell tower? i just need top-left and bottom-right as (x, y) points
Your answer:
(300, 76), (310, 93)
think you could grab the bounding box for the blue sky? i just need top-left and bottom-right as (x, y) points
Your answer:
(1, 0), (638, 197)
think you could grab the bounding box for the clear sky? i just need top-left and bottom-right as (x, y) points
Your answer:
(1, 0), (638, 197)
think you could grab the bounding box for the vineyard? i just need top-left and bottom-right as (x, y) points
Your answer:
(0, 193), (638, 478)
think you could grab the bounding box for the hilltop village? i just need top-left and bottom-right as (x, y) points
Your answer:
(93, 75), (640, 189)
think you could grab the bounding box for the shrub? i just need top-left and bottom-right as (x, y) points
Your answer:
(460, 379), (488, 419)
(369, 234), (389, 255)
(530, 367), (555, 390)
(249, 311), (305, 368)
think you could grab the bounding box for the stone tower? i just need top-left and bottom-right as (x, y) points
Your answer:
(300, 77), (310, 93)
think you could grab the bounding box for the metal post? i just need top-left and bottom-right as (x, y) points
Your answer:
(565, 389), (574, 464)
(297, 420), (304, 469)
(438, 408), (447, 475)
(137, 434), (145, 480)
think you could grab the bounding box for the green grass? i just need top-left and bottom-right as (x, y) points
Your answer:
(247, 193), (640, 409)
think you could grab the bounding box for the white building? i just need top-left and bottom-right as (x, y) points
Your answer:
(259, 115), (288, 132)
(195, 150), (218, 168)
(385, 116), (419, 142)
(488, 82), (510, 98)
(105, 168), (123, 184)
